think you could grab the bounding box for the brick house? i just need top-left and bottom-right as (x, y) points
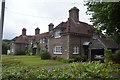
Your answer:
(10, 7), (119, 60)
(10, 28), (33, 54)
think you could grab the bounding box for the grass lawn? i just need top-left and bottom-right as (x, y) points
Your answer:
(2, 55), (64, 67)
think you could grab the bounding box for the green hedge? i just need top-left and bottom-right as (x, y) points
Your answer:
(15, 51), (26, 55)
(104, 49), (120, 64)
(2, 61), (120, 79)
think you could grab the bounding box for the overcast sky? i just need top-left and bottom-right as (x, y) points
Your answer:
(2, 0), (92, 39)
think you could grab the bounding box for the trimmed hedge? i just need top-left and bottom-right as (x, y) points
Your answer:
(2, 61), (120, 79)
(15, 51), (26, 55)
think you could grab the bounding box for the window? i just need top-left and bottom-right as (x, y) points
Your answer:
(40, 39), (42, 43)
(40, 38), (47, 43)
(43, 38), (45, 43)
(73, 46), (79, 54)
(30, 40), (33, 45)
(54, 30), (61, 38)
(54, 46), (62, 54)
(11, 48), (14, 53)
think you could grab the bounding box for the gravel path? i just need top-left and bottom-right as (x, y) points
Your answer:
(40, 63), (70, 70)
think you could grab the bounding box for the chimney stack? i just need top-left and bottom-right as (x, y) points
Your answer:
(35, 27), (40, 35)
(69, 7), (79, 22)
(48, 23), (54, 32)
(22, 28), (26, 35)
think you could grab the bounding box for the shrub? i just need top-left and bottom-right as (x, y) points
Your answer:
(3, 61), (118, 79)
(15, 51), (26, 55)
(112, 49), (120, 63)
(104, 48), (113, 63)
(56, 57), (75, 63)
(73, 54), (87, 62)
(104, 49), (120, 64)
(40, 51), (51, 60)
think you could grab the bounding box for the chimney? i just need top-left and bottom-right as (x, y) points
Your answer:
(69, 7), (79, 22)
(35, 27), (40, 35)
(48, 23), (54, 32)
(22, 28), (26, 35)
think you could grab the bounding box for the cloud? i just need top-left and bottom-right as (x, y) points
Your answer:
(3, 0), (92, 39)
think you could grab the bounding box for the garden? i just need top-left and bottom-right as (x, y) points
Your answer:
(1, 49), (120, 79)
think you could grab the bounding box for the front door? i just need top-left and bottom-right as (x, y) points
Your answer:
(83, 45), (89, 59)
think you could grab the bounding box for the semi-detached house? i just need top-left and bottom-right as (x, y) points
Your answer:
(10, 7), (119, 61)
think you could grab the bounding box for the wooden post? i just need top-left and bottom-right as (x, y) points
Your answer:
(0, 0), (5, 55)
(0, 0), (5, 79)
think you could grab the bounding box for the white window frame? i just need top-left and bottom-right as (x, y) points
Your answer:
(73, 46), (79, 54)
(40, 39), (42, 43)
(54, 30), (61, 38)
(54, 46), (62, 54)
(43, 38), (45, 43)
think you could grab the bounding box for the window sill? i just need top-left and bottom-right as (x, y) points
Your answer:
(73, 53), (79, 54)
(54, 36), (61, 38)
(54, 52), (62, 54)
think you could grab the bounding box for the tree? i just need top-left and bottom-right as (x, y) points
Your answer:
(2, 39), (10, 54)
(85, 2), (120, 44)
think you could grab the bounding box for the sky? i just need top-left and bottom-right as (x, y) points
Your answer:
(1, 0), (92, 39)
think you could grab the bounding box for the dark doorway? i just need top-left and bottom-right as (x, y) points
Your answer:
(91, 49), (104, 61)
(32, 48), (37, 55)
(83, 45), (89, 59)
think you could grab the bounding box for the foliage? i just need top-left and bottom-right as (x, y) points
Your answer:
(15, 51), (26, 55)
(3, 61), (120, 79)
(111, 49), (120, 63)
(104, 48), (113, 63)
(73, 54), (87, 62)
(36, 41), (42, 54)
(2, 39), (10, 54)
(104, 49), (120, 64)
(56, 57), (75, 63)
(40, 51), (51, 60)
(85, 2), (120, 44)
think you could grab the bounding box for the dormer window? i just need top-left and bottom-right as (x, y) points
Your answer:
(54, 30), (61, 38)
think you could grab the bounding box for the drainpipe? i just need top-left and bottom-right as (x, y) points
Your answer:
(67, 34), (70, 59)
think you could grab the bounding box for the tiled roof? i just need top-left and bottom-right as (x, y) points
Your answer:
(90, 38), (119, 49)
(14, 35), (33, 44)
(100, 38), (118, 49)
(32, 32), (49, 40)
(53, 18), (94, 35)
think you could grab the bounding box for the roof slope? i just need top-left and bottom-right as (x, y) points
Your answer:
(90, 38), (119, 49)
(53, 18), (94, 35)
(31, 32), (49, 40)
(13, 35), (33, 44)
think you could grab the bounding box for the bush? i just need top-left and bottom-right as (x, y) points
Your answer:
(104, 49), (120, 64)
(112, 49), (120, 63)
(3, 61), (119, 79)
(40, 51), (51, 60)
(73, 54), (87, 62)
(15, 51), (26, 55)
(56, 57), (75, 63)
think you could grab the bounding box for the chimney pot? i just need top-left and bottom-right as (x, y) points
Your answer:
(48, 23), (54, 32)
(69, 7), (79, 22)
(35, 27), (40, 35)
(22, 28), (26, 35)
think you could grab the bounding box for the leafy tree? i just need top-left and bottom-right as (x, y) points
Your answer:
(85, 2), (120, 44)
(2, 39), (10, 54)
